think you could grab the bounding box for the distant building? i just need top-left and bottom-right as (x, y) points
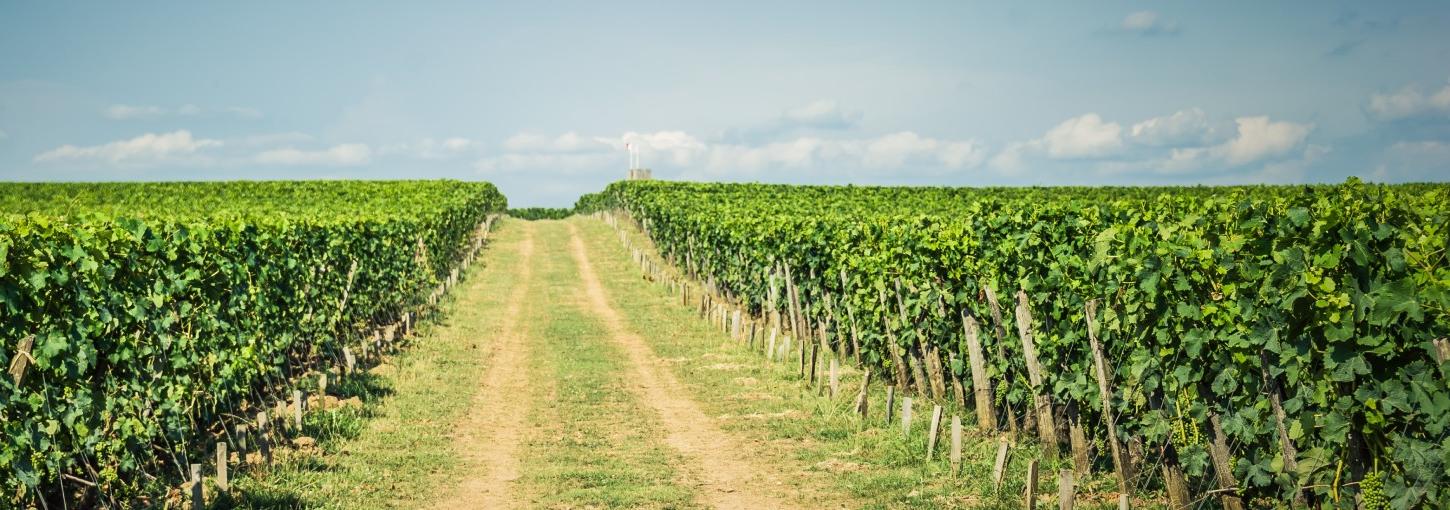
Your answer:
(628, 168), (653, 180)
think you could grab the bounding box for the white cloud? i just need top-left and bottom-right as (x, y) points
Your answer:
(1251, 144), (1330, 184)
(992, 113), (1125, 170)
(104, 104), (167, 120)
(1094, 114), (1314, 175)
(782, 100), (862, 129)
(1129, 108), (1218, 146)
(1222, 116), (1313, 165)
(442, 137), (473, 151)
(478, 130), (985, 177)
(34, 130), (222, 165)
(255, 144), (372, 166)
(502, 132), (611, 153)
(104, 104), (264, 120)
(1042, 113), (1123, 158)
(1367, 80), (1450, 120)
(379, 137), (479, 159)
(232, 132), (315, 148)
(1119, 11), (1180, 35)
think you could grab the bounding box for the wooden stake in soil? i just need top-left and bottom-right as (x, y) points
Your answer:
(926, 405), (944, 460)
(1058, 469), (1075, 510)
(963, 313), (996, 431)
(1015, 289), (1059, 458)
(190, 463), (203, 509)
(343, 347), (356, 375)
(885, 385), (897, 426)
(982, 286), (1019, 436)
(950, 415), (963, 476)
(901, 397), (914, 436)
(767, 328), (778, 361)
(216, 442), (228, 490)
(1025, 459), (1039, 509)
(293, 390), (304, 430)
(1086, 301), (1131, 491)
(256, 411), (272, 465)
(809, 344), (819, 387)
(236, 424), (248, 453)
(992, 438), (1011, 490)
(1067, 403), (1091, 475)
(854, 371), (872, 422)
(1207, 412), (1245, 510)
(1118, 494), (1130, 510)
(829, 359), (840, 398)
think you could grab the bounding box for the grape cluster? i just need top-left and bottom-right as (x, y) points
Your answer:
(1172, 389), (1202, 450)
(1360, 471), (1387, 510)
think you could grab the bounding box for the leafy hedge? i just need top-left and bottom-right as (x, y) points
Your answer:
(604, 179), (1449, 507)
(0, 181), (505, 502)
(508, 207), (573, 220)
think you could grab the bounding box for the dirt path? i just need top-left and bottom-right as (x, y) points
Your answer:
(566, 223), (789, 510)
(432, 222), (537, 509)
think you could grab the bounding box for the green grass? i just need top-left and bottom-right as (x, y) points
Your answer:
(513, 221), (698, 509)
(571, 216), (1138, 509)
(215, 215), (1144, 509)
(224, 219), (531, 509)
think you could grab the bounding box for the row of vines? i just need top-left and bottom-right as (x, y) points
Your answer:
(586, 179), (1449, 508)
(0, 181), (507, 505)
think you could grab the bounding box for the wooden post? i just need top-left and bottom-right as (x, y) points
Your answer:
(256, 411), (272, 465)
(1025, 459), (1039, 509)
(1015, 289), (1059, 458)
(216, 442), (229, 490)
(293, 390), (305, 430)
(982, 286), (1019, 436)
(1086, 301), (1130, 492)
(1118, 494), (1129, 510)
(839, 268), (862, 362)
(1207, 413), (1245, 510)
(1162, 455), (1191, 509)
(809, 344), (819, 387)
(949, 353), (967, 410)
(878, 288), (910, 391)
(1067, 403), (1091, 475)
(190, 463), (204, 509)
(236, 424), (248, 453)
(8, 335), (35, 385)
(893, 280), (932, 398)
(829, 359), (840, 399)
(992, 439), (1010, 490)
(901, 397), (914, 436)
(1259, 350), (1305, 507)
(950, 415), (963, 476)
(853, 371), (872, 422)
(1058, 469), (1075, 510)
(343, 347), (356, 375)
(963, 314), (997, 431)
(926, 405), (944, 461)
(767, 328), (778, 361)
(885, 385), (897, 426)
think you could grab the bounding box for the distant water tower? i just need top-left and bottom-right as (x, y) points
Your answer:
(625, 142), (652, 180)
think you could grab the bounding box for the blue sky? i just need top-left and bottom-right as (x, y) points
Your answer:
(1, 2), (1448, 206)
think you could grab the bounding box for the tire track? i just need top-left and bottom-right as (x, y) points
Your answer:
(432, 221), (536, 509)
(566, 223), (789, 510)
